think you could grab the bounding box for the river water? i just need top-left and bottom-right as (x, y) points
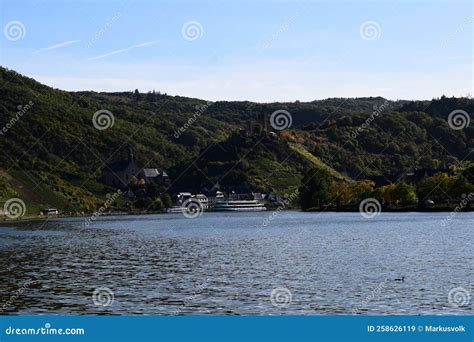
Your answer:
(0, 211), (472, 315)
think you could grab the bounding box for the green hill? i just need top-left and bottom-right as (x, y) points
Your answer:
(0, 66), (472, 215)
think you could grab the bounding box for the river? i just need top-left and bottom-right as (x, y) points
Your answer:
(0, 211), (472, 315)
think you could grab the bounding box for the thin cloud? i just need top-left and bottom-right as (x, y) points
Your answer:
(34, 40), (80, 54)
(87, 40), (159, 61)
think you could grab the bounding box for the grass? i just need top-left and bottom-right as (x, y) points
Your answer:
(249, 158), (300, 195)
(289, 143), (348, 181)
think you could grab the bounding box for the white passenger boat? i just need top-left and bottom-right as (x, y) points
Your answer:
(212, 200), (266, 212)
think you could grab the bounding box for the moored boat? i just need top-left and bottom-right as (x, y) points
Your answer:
(212, 200), (266, 212)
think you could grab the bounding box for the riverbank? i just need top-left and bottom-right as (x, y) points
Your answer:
(1, 205), (472, 224)
(304, 205), (473, 213)
(0, 210), (162, 223)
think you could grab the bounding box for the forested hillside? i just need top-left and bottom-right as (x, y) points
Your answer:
(0, 66), (472, 214)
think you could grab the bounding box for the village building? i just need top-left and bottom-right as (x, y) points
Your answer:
(140, 168), (170, 186)
(195, 194), (209, 210)
(174, 192), (192, 204)
(102, 151), (170, 188)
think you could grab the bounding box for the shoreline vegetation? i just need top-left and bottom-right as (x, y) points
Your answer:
(1, 165), (473, 221)
(298, 166), (473, 214)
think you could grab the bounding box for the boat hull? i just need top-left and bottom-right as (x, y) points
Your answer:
(212, 200), (267, 212)
(213, 206), (267, 212)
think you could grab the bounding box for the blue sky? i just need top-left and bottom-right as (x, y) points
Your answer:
(1, 0), (472, 102)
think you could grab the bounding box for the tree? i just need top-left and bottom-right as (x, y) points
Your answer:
(449, 175), (473, 199)
(146, 91), (156, 102)
(134, 197), (163, 211)
(376, 182), (416, 206)
(417, 172), (453, 205)
(348, 180), (375, 204)
(299, 167), (334, 210)
(151, 197), (164, 211)
(378, 183), (396, 204)
(391, 182), (416, 204)
(133, 89), (141, 102)
(161, 193), (172, 208)
(330, 181), (351, 209)
(147, 183), (164, 197)
(253, 123), (263, 135)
